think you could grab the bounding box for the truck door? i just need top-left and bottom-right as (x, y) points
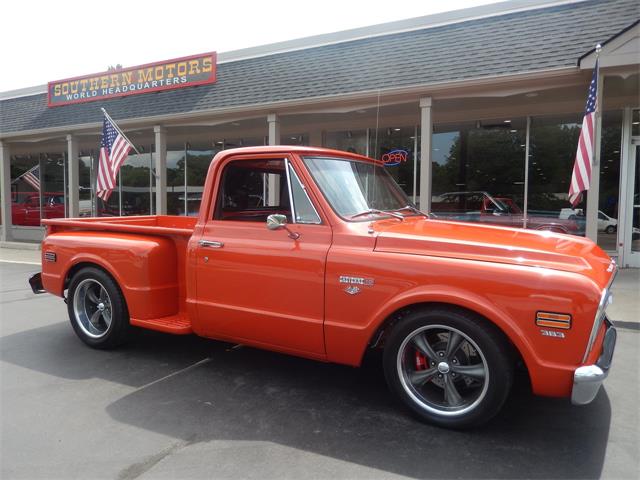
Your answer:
(194, 155), (331, 357)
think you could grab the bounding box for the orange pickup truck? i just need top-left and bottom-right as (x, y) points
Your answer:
(30, 146), (617, 428)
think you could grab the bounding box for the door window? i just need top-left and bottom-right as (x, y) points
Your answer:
(215, 158), (291, 222)
(287, 163), (321, 224)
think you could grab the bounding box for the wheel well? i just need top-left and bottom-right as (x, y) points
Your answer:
(64, 262), (115, 291)
(367, 302), (525, 369)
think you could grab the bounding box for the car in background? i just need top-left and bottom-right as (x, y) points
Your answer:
(598, 211), (617, 234)
(11, 192), (66, 226)
(431, 191), (584, 235)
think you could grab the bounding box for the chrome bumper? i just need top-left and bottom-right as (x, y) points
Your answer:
(571, 318), (616, 405)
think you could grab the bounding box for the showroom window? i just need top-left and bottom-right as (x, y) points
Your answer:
(431, 118), (527, 229)
(597, 110), (623, 250)
(325, 130), (368, 156)
(10, 152), (67, 226)
(369, 126), (418, 199)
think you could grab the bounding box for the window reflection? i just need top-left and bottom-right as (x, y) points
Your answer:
(431, 119), (528, 230)
(10, 152), (66, 226)
(369, 127), (418, 199)
(528, 114), (585, 236)
(325, 130), (367, 156)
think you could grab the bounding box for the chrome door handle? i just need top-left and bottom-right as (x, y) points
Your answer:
(199, 240), (224, 248)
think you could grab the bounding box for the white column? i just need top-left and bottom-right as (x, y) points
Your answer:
(585, 73), (604, 242)
(154, 126), (167, 215)
(267, 113), (280, 146)
(267, 114), (280, 206)
(0, 141), (12, 242)
(419, 97), (433, 212)
(66, 134), (80, 217)
(617, 107), (632, 267)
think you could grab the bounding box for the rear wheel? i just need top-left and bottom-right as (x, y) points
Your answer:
(383, 307), (513, 428)
(67, 267), (130, 349)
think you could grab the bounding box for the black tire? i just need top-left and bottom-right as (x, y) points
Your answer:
(67, 267), (131, 349)
(383, 306), (513, 429)
(605, 225), (616, 234)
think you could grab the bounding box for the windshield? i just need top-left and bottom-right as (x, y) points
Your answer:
(303, 155), (416, 220)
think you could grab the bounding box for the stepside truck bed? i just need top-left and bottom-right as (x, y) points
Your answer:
(40, 215), (197, 334)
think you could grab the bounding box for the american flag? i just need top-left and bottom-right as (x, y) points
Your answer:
(97, 114), (132, 201)
(21, 165), (41, 191)
(568, 59), (599, 207)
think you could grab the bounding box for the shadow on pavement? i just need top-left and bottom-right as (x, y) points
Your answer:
(1, 321), (611, 479)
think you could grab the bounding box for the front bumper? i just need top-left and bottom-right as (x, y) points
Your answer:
(571, 317), (617, 405)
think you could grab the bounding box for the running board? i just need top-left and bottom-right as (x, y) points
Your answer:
(130, 314), (192, 334)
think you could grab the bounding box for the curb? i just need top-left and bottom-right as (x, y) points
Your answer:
(1, 242), (41, 251)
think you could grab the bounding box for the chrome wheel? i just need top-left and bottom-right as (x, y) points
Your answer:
(396, 324), (489, 417)
(72, 279), (113, 339)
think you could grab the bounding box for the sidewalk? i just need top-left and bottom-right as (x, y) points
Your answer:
(1, 244), (637, 323)
(0, 242), (41, 265)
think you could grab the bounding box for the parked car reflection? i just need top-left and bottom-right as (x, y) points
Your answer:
(431, 191), (585, 235)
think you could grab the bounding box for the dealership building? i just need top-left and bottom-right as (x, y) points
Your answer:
(1, 0), (639, 265)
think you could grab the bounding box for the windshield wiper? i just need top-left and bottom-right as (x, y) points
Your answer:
(395, 205), (428, 218)
(350, 209), (404, 220)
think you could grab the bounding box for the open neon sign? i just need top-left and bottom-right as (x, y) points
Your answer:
(381, 149), (408, 167)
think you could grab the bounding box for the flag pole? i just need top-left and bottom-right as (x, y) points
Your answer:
(592, 43), (602, 167)
(100, 108), (142, 156)
(584, 43), (603, 241)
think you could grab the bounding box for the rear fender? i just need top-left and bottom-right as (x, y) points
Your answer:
(42, 232), (179, 320)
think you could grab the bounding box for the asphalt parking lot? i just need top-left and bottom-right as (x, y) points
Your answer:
(1, 260), (639, 479)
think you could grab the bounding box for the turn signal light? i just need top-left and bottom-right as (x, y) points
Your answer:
(536, 312), (571, 330)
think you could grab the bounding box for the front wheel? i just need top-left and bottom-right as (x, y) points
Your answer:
(67, 267), (131, 349)
(383, 307), (513, 428)
(605, 225), (616, 234)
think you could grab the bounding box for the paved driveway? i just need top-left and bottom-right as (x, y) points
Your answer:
(1, 261), (638, 479)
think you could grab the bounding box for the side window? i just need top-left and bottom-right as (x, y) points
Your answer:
(215, 159), (291, 222)
(287, 163), (321, 224)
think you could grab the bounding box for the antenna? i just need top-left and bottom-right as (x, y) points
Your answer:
(372, 89), (381, 208)
(374, 89), (380, 159)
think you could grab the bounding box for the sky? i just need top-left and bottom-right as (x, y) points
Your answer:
(1, 0), (503, 92)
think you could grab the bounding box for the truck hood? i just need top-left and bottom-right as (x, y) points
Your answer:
(373, 218), (613, 280)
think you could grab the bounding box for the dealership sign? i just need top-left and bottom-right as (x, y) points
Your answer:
(47, 52), (217, 107)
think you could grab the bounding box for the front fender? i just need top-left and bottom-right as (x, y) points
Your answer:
(324, 284), (537, 372)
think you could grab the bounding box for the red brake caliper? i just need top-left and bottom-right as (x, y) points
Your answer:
(415, 349), (428, 370)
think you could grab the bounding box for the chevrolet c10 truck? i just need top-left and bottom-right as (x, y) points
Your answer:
(30, 146), (617, 428)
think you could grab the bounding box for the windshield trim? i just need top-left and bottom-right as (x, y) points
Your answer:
(301, 155), (421, 223)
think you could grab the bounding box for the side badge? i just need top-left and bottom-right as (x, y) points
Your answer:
(339, 275), (374, 296)
(540, 329), (565, 338)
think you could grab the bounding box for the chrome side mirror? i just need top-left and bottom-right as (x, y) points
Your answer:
(267, 214), (287, 230)
(266, 214), (300, 240)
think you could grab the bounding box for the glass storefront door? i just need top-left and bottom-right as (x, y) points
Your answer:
(619, 109), (640, 267)
(625, 142), (640, 265)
